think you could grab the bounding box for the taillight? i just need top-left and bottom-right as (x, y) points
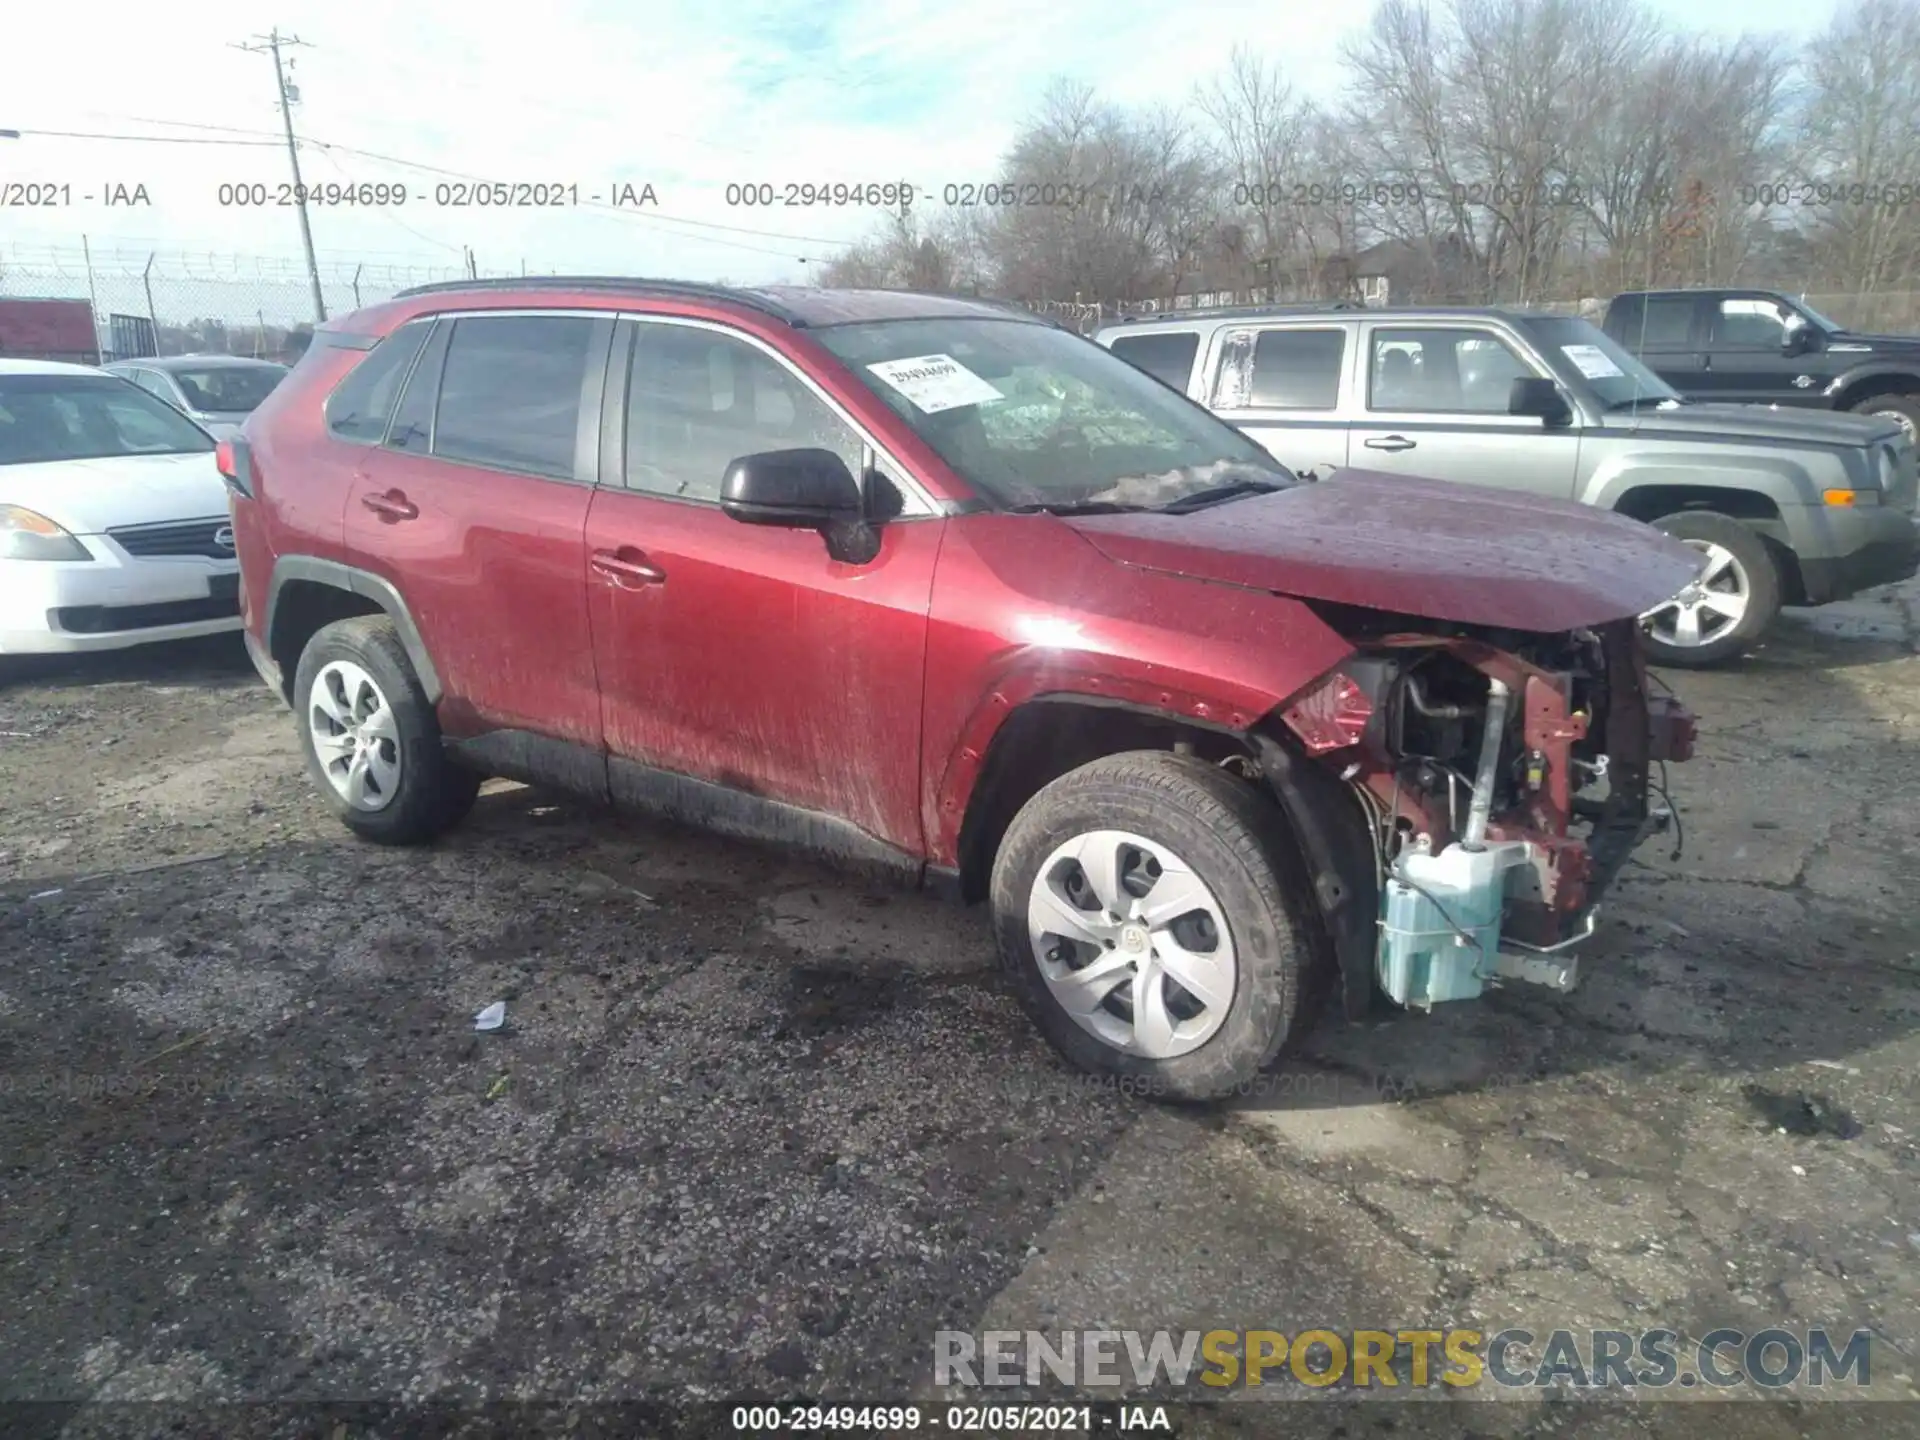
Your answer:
(1281, 670), (1374, 753)
(215, 437), (254, 499)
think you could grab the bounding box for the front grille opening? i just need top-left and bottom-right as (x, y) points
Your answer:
(107, 517), (235, 559)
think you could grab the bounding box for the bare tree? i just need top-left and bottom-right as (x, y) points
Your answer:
(813, 206), (983, 292)
(1195, 46), (1314, 297)
(1796, 0), (1920, 292)
(1342, 0), (1668, 301)
(816, 2), (1920, 314)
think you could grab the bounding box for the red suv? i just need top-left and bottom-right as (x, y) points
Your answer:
(227, 279), (1699, 1099)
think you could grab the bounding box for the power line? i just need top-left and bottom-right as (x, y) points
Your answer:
(8, 128), (282, 146)
(307, 146), (468, 258)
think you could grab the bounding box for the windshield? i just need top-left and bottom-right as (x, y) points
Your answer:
(168, 362), (288, 414)
(1523, 317), (1683, 411)
(814, 316), (1295, 510)
(0, 374), (215, 465)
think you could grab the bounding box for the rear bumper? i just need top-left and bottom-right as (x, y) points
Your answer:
(1793, 508), (1919, 604)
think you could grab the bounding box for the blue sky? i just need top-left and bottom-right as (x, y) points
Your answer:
(0, 0), (1846, 290)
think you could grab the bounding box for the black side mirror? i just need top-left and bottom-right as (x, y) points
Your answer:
(1782, 325), (1816, 356)
(1509, 376), (1573, 426)
(721, 448), (862, 527)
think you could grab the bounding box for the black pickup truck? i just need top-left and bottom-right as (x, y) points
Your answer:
(1602, 288), (1920, 444)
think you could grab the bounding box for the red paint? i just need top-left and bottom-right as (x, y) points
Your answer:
(1066, 469), (1705, 633)
(584, 487), (940, 849)
(342, 448), (602, 746)
(918, 517), (1352, 863)
(240, 284), (1697, 904)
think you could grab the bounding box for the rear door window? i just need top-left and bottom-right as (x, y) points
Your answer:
(1637, 298), (1697, 347)
(326, 321), (431, 443)
(431, 315), (602, 480)
(384, 321), (452, 453)
(1107, 331), (1200, 393)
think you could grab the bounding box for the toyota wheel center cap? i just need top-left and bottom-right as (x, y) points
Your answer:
(1120, 924), (1150, 954)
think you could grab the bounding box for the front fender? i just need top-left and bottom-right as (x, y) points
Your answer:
(920, 516), (1356, 866)
(1828, 361), (1920, 406)
(1580, 451), (1814, 515)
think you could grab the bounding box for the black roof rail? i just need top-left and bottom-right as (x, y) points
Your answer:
(389, 276), (808, 326)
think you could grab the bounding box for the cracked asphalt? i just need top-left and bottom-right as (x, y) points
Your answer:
(2, 581), (1918, 1439)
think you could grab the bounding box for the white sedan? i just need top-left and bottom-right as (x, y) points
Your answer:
(1, 358), (242, 656)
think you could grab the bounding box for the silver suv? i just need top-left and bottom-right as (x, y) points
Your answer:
(1093, 306), (1919, 666)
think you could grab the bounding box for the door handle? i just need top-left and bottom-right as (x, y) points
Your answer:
(591, 548), (667, 586)
(1364, 435), (1417, 452)
(361, 490), (418, 521)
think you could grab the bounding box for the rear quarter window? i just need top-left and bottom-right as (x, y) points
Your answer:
(1107, 331), (1201, 393)
(324, 321), (432, 443)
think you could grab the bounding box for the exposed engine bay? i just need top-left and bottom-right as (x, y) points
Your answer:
(1273, 609), (1697, 1011)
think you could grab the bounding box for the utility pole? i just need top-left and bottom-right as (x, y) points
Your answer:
(236, 29), (325, 323)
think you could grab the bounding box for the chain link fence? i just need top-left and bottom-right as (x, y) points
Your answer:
(6, 246), (1918, 356)
(0, 246), (492, 361)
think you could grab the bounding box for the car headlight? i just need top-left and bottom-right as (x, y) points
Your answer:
(1, 505), (91, 561)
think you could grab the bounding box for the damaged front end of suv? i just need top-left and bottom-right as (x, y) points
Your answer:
(1258, 610), (1696, 1018)
(1059, 466), (1706, 1026)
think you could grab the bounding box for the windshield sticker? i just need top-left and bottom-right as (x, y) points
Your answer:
(866, 354), (1004, 414)
(1561, 343), (1624, 380)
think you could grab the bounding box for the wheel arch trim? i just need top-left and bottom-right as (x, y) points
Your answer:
(264, 556), (443, 705)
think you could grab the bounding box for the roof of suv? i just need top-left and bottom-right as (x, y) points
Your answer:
(1097, 304), (1572, 332)
(390, 277), (1048, 330)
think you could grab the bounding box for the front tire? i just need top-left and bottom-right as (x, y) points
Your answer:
(1640, 511), (1781, 669)
(293, 616), (480, 845)
(990, 751), (1322, 1101)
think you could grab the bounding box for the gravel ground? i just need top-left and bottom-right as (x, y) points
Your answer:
(2, 586), (1919, 1439)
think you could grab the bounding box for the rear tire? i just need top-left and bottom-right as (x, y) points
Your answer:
(1849, 392), (1920, 445)
(1640, 511), (1781, 669)
(293, 616), (480, 845)
(989, 751), (1322, 1102)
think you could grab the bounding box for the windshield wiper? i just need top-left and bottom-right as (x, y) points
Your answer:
(1005, 499), (1152, 516)
(1155, 477), (1288, 513)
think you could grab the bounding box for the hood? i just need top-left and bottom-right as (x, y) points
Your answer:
(1064, 469), (1703, 633)
(0, 450), (230, 534)
(1610, 401), (1905, 448)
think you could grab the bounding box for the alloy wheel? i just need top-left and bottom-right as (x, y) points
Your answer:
(1865, 406), (1918, 446)
(1026, 829), (1237, 1059)
(1641, 540), (1749, 651)
(308, 659), (402, 811)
